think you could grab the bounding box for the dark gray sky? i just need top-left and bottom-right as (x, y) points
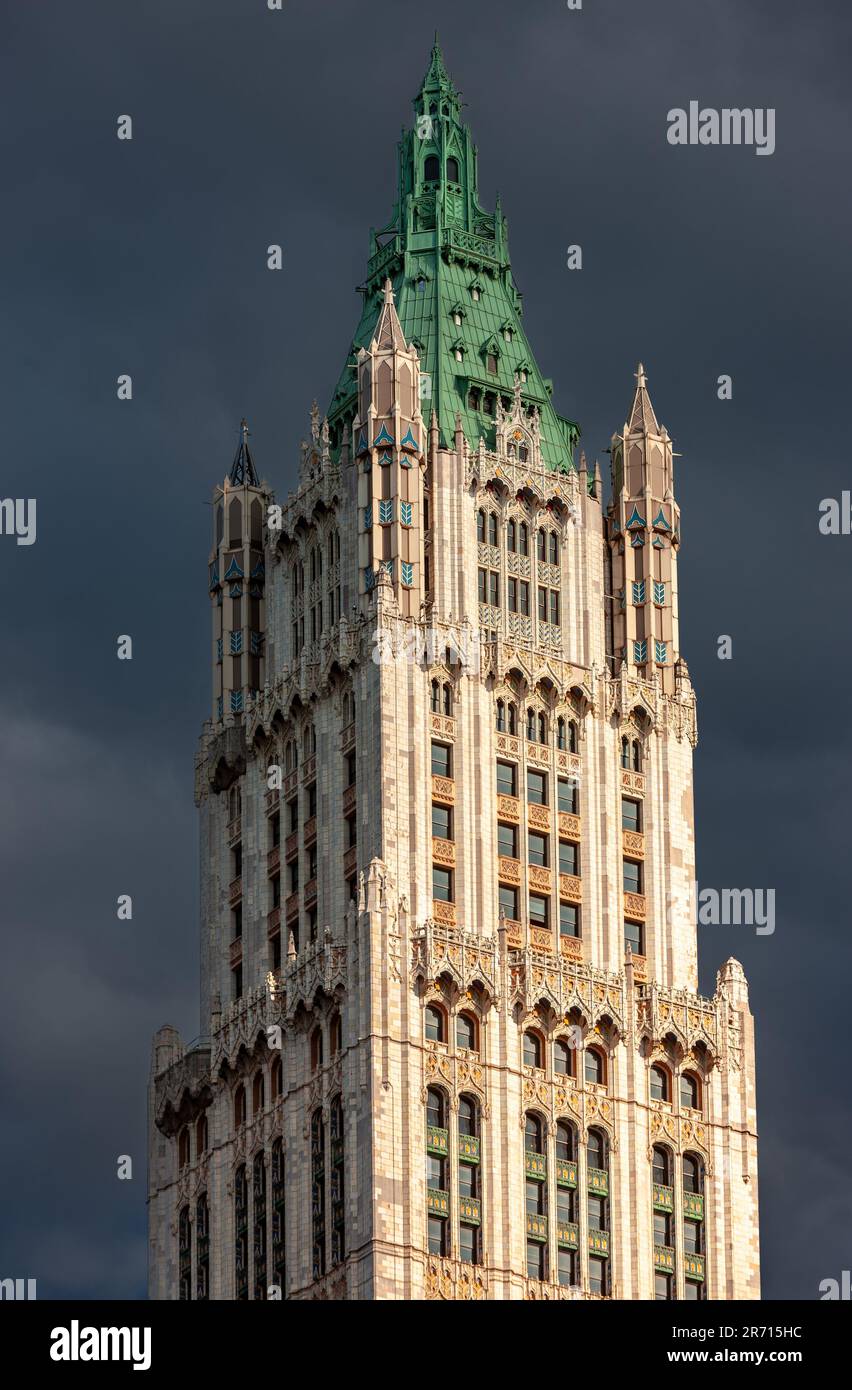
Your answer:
(1, 0), (849, 1299)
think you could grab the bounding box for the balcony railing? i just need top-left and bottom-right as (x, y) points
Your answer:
(654, 1243), (675, 1272)
(622, 829), (644, 857)
(342, 784), (357, 816)
(343, 845), (357, 877)
(683, 1191), (704, 1220)
(653, 1183), (674, 1213)
(285, 892), (299, 922)
(528, 864), (552, 893)
(524, 1151), (546, 1180)
(426, 1125), (448, 1156)
(228, 876), (242, 905)
(557, 1221), (579, 1249)
(304, 816), (317, 848)
(304, 878), (317, 908)
(266, 907), (281, 936)
(431, 774), (455, 806)
(559, 873), (582, 903)
(557, 811), (581, 839)
(623, 891), (646, 919)
(457, 1134), (480, 1163)
(432, 837), (456, 867)
(458, 1195), (481, 1226)
(267, 845), (280, 875)
(555, 1159), (577, 1188)
(427, 1188), (449, 1217)
(432, 899), (456, 926)
(527, 803), (551, 832)
(684, 1252), (705, 1281)
(285, 831), (299, 862)
(588, 1167), (608, 1196)
(588, 1228), (609, 1255)
(560, 933), (583, 961)
(526, 1212), (547, 1241)
(496, 794), (520, 824)
(497, 855), (521, 885)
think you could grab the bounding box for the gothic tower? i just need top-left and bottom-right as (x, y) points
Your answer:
(148, 40), (760, 1303)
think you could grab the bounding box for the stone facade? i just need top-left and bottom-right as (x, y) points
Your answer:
(147, 41), (759, 1303)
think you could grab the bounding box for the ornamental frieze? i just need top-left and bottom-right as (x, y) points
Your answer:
(425, 1256), (487, 1301)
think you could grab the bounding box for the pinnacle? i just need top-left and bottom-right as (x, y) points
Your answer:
(627, 362), (660, 434)
(372, 277), (407, 352)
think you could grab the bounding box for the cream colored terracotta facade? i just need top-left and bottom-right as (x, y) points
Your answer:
(147, 290), (759, 1300)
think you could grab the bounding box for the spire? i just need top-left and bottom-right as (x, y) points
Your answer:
(627, 362), (660, 434)
(416, 33), (461, 116)
(373, 278), (407, 352)
(229, 418), (259, 487)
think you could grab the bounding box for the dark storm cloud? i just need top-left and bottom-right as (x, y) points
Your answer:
(1, 0), (849, 1297)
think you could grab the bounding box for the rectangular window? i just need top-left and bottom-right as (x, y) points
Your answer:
(426, 1154), (446, 1188)
(431, 742), (452, 778)
(519, 580), (530, 616)
(308, 846), (318, 880)
(232, 904), (242, 940)
(528, 831), (548, 867)
(559, 902), (580, 938)
(549, 590), (560, 626)
(624, 919), (644, 955)
(557, 1248), (578, 1287)
(622, 798), (641, 832)
(432, 866), (453, 902)
(346, 814), (357, 849)
(289, 861), (299, 893)
(623, 859), (643, 894)
(499, 885), (519, 920)
(232, 964), (242, 1000)
(538, 586), (547, 622)
(432, 804), (452, 840)
(508, 577), (517, 613)
(477, 568), (486, 604)
(526, 1179), (545, 1215)
(527, 770), (547, 805)
(496, 760), (517, 797)
(346, 750), (357, 787)
(683, 1219), (702, 1254)
(428, 1216), (447, 1256)
(655, 1272), (674, 1300)
(287, 799), (298, 834)
(271, 813), (280, 849)
(498, 822), (518, 859)
(307, 783), (317, 818)
(529, 894), (549, 929)
(683, 1279), (704, 1301)
(588, 1255), (608, 1295)
(458, 1224), (479, 1265)
(557, 777), (578, 814)
(654, 1213), (673, 1246)
(527, 1241), (547, 1282)
(558, 840), (578, 876)
(489, 571), (499, 607)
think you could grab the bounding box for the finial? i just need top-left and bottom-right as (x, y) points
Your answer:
(382, 276), (394, 304)
(635, 362), (647, 388)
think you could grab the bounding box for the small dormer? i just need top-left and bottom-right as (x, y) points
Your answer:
(468, 277), (484, 303)
(501, 320), (514, 344)
(450, 337), (466, 363)
(482, 336), (501, 375)
(449, 301), (466, 328)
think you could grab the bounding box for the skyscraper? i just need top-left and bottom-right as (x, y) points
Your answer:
(148, 40), (759, 1302)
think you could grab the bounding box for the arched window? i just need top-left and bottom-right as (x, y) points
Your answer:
(426, 1087), (449, 1255)
(310, 1026), (324, 1073)
(424, 154), (439, 181)
(488, 512), (498, 546)
(652, 1144), (672, 1187)
(650, 1065), (670, 1103)
(330, 1013), (343, 1055)
(507, 519), (516, 551)
(442, 683), (452, 716)
(557, 716), (566, 750)
(568, 720), (578, 753)
(524, 1112), (547, 1279)
(234, 1164), (248, 1298)
(519, 523), (529, 556)
(496, 698), (505, 731)
(537, 528), (546, 562)
(507, 702), (517, 735)
(456, 1012), (478, 1053)
(253, 1071), (265, 1116)
(526, 708), (535, 742)
(554, 1037), (575, 1077)
(680, 1072), (701, 1112)
(415, 275), (427, 295)
(271, 1138), (285, 1292)
(446, 156), (459, 182)
(548, 531), (558, 564)
(233, 1084), (246, 1129)
(178, 1204), (191, 1300)
(477, 508), (485, 543)
(457, 1094), (481, 1263)
(525, 1112), (544, 1154)
(621, 736), (630, 769)
(537, 712), (547, 744)
(425, 1004), (445, 1043)
(178, 1127), (190, 1171)
(196, 1114), (208, 1157)
(556, 1120), (576, 1163)
(683, 1153), (704, 1194)
(523, 1030), (543, 1070)
(632, 739), (642, 772)
(431, 679), (440, 712)
(195, 1192), (209, 1300)
(330, 1095), (345, 1265)
(270, 1056), (282, 1101)
(587, 1127), (608, 1170)
(253, 1150), (267, 1299)
(311, 1110), (326, 1279)
(585, 1046), (606, 1086)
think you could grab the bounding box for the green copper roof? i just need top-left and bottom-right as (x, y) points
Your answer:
(328, 39), (580, 471)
